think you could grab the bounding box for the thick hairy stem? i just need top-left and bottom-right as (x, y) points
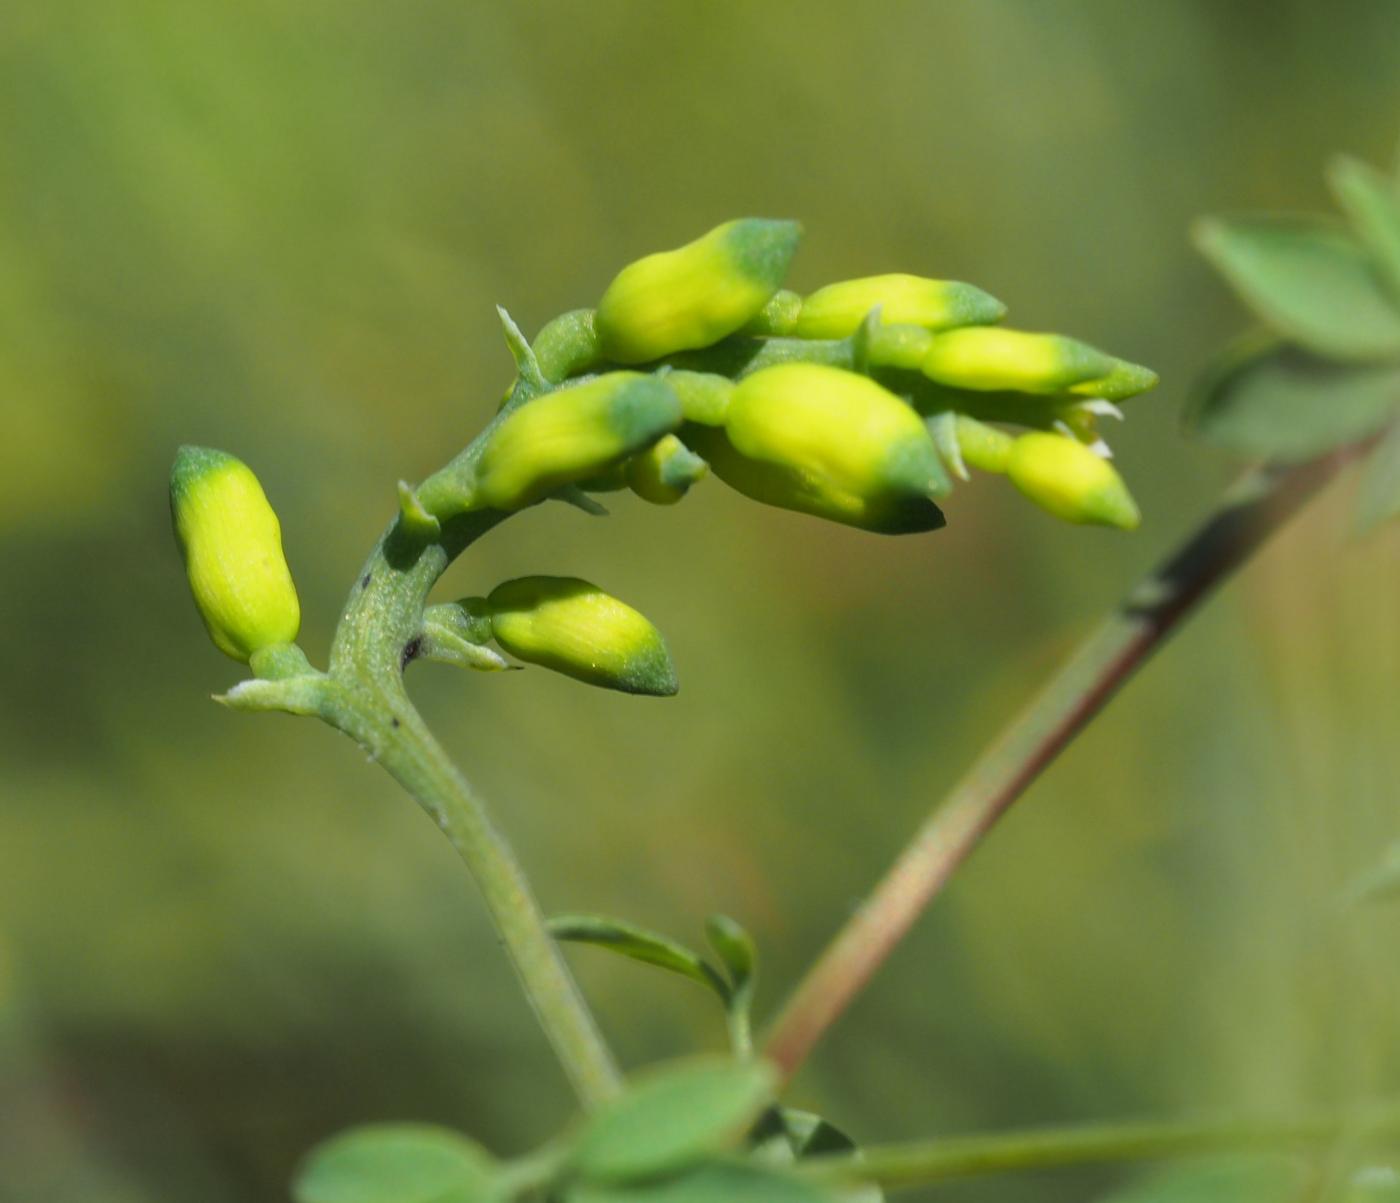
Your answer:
(798, 1105), (1400, 1192)
(764, 445), (1366, 1081)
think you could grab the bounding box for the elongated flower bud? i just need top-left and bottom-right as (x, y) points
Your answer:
(595, 218), (802, 363)
(170, 446), (300, 662)
(703, 363), (948, 533)
(921, 328), (1115, 394)
(486, 576), (678, 696)
(794, 274), (1006, 339)
(1006, 432), (1140, 529)
(628, 434), (709, 505)
(473, 373), (681, 510)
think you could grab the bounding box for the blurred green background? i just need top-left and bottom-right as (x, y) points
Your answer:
(3, 2), (1399, 1200)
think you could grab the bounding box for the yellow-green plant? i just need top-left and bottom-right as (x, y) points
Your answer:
(171, 206), (1396, 1201)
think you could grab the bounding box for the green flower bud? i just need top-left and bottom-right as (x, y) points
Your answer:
(627, 434), (709, 505)
(1006, 432), (1140, 529)
(700, 363), (949, 534)
(1066, 356), (1159, 401)
(921, 328), (1116, 394)
(794, 274), (1006, 339)
(595, 218), (802, 363)
(474, 373), (681, 510)
(486, 576), (678, 696)
(170, 446), (301, 662)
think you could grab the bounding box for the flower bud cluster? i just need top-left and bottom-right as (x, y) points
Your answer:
(170, 218), (1157, 689)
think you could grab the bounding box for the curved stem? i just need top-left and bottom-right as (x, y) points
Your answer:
(764, 444), (1368, 1081)
(323, 496), (621, 1105)
(798, 1105), (1400, 1192)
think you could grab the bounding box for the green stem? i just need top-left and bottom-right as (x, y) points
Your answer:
(798, 1106), (1400, 1192)
(321, 388), (623, 1104)
(764, 444), (1367, 1081)
(324, 515), (620, 1104)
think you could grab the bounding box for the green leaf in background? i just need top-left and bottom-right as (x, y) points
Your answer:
(1355, 419), (1400, 531)
(1187, 337), (1400, 461)
(1341, 840), (1400, 907)
(548, 914), (730, 1001)
(1096, 1156), (1304, 1202)
(292, 1124), (495, 1203)
(1329, 156), (1400, 303)
(568, 1159), (837, 1203)
(1345, 1165), (1400, 1201)
(1193, 216), (1400, 361)
(571, 1056), (777, 1183)
(704, 914), (757, 1056)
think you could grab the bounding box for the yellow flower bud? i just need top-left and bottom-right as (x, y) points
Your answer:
(487, 576), (678, 696)
(1006, 432), (1140, 529)
(921, 328), (1116, 394)
(473, 373), (681, 510)
(170, 446), (301, 662)
(701, 363), (949, 533)
(627, 434), (709, 505)
(595, 219), (802, 363)
(794, 274), (1006, 339)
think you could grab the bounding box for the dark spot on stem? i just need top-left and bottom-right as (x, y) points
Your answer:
(400, 635), (424, 672)
(391, 717), (401, 729)
(360, 572), (372, 590)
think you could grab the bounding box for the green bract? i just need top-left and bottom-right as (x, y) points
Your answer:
(473, 372), (681, 510)
(486, 576), (678, 695)
(794, 274), (1006, 339)
(700, 363), (950, 534)
(170, 445), (301, 662)
(595, 218), (802, 363)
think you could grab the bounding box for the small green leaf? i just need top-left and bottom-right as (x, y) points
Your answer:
(549, 914), (729, 1001)
(293, 1124), (495, 1203)
(571, 1056), (777, 1183)
(1187, 338), (1400, 461)
(704, 915), (757, 1057)
(568, 1159), (837, 1203)
(1097, 1157), (1303, 1202)
(1356, 419), (1400, 531)
(1329, 155), (1400, 302)
(1194, 215), (1400, 361)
